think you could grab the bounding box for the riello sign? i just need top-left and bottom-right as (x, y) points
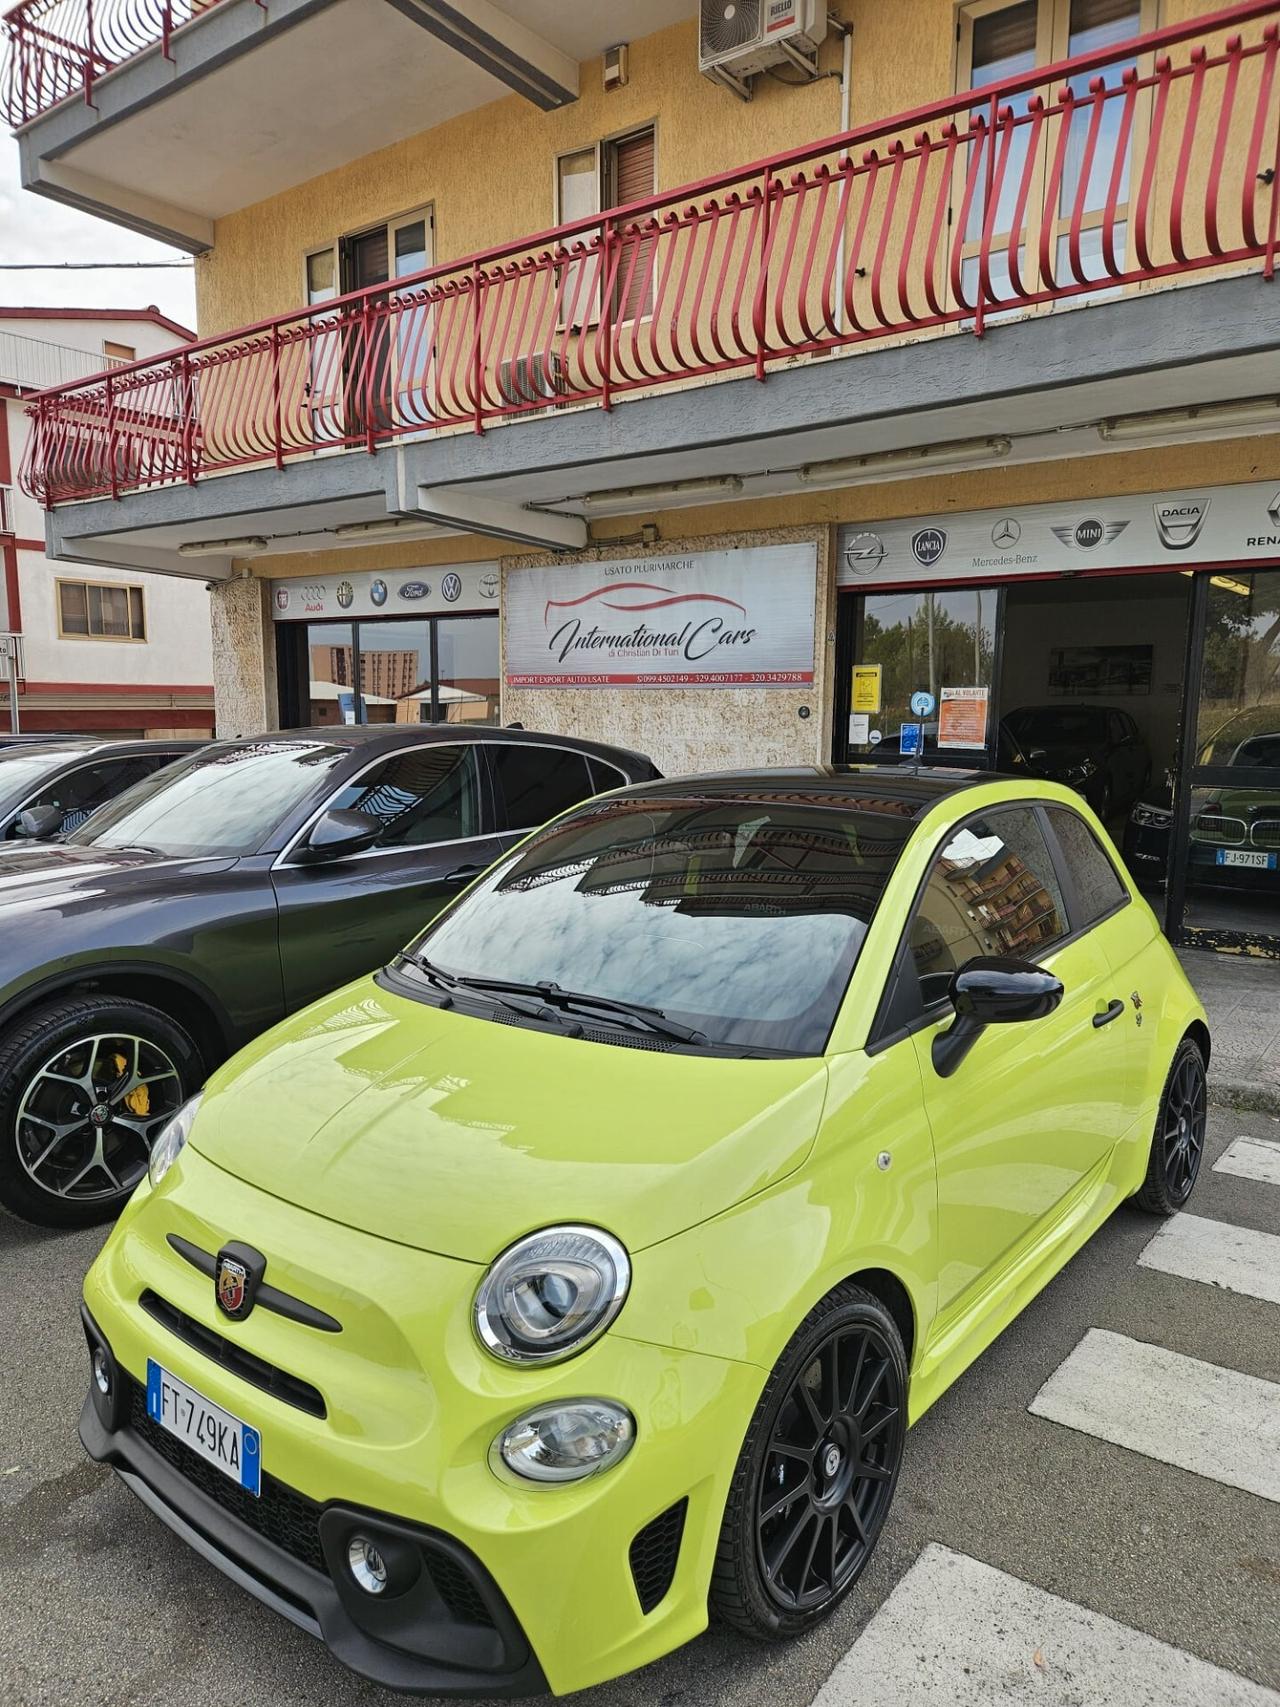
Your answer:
(504, 544), (817, 689)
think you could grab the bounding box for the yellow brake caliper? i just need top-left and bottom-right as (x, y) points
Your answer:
(110, 1050), (151, 1117)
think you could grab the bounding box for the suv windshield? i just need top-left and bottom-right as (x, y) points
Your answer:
(0, 745), (98, 807)
(65, 740), (347, 857)
(410, 792), (917, 1054)
(1008, 707), (1107, 746)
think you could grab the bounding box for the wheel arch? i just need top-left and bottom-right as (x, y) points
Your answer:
(0, 963), (234, 1073)
(1184, 1018), (1211, 1068)
(833, 1266), (917, 1367)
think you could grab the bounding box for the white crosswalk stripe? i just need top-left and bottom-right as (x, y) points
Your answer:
(1028, 1327), (1280, 1503)
(1138, 1212), (1280, 1305)
(1215, 1134), (1280, 1188)
(811, 1545), (1280, 1707)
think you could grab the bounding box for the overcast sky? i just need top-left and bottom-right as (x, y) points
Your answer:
(0, 136), (197, 327)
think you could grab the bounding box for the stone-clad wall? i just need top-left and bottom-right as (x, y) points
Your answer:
(209, 574), (279, 739)
(500, 525), (834, 778)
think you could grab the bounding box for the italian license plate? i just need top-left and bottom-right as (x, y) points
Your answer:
(1216, 849), (1276, 870)
(146, 1359), (261, 1496)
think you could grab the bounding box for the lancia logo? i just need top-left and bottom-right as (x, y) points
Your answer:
(911, 527), (947, 567)
(1153, 499), (1209, 550)
(216, 1256), (248, 1318)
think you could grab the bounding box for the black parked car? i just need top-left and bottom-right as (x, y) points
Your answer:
(0, 738), (200, 840)
(998, 704), (1150, 818)
(0, 725), (658, 1227)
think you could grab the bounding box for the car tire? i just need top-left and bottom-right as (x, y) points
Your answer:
(709, 1283), (907, 1641)
(1131, 1036), (1207, 1216)
(0, 995), (202, 1229)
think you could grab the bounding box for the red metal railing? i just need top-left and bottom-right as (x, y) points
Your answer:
(19, 1), (1280, 508)
(0, 0), (227, 124)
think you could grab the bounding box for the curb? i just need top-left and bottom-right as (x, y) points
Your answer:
(1208, 1078), (1280, 1118)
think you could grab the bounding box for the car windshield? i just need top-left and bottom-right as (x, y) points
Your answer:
(410, 792), (918, 1054)
(0, 745), (98, 810)
(64, 739), (348, 857)
(1007, 707), (1106, 746)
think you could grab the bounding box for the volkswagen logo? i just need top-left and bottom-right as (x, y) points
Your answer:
(991, 517), (1021, 549)
(441, 572), (463, 603)
(911, 527), (947, 568)
(842, 532), (886, 578)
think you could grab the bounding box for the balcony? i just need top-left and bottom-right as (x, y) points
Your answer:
(19, 2), (1280, 574)
(0, 327), (127, 391)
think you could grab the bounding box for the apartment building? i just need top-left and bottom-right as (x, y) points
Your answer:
(0, 306), (214, 734)
(3, 0), (1278, 955)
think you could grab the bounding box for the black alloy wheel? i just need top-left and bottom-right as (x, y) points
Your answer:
(1133, 1037), (1207, 1216)
(711, 1284), (907, 1639)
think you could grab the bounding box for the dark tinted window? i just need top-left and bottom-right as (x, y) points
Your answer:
(68, 740), (347, 857)
(588, 756), (630, 794)
(22, 754), (173, 836)
(329, 745), (481, 847)
(907, 808), (1068, 1008)
(1048, 806), (1127, 925)
(490, 743), (595, 831)
(1009, 706), (1107, 746)
(413, 794), (918, 1054)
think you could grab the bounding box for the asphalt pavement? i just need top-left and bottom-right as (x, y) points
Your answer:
(1, 1109), (1277, 1707)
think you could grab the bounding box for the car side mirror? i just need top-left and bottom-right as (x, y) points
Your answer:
(931, 955), (1065, 1080)
(15, 803), (65, 840)
(293, 808), (381, 865)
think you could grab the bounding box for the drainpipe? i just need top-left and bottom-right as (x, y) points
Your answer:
(831, 15), (854, 334)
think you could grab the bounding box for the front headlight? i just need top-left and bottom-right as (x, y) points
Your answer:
(147, 1093), (202, 1189)
(474, 1225), (630, 1364)
(495, 1400), (635, 1483)
(1130, 801), (1173, 829)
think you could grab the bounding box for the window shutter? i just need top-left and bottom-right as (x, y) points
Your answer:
(611, 127), (656, 324)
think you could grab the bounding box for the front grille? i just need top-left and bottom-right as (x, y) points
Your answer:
(124, 1374), (496, 1629)
(629, 1498), (687, 1614)
(140, 1290), (326, 1418)
(128, 1374), (327, 1571)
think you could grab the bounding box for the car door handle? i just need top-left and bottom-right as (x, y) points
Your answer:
(1092, 998), (1126, 1028)
(443, 863), (484, 885)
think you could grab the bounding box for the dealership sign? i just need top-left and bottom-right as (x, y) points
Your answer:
(504, 544), (817, 688)
(836, 480), (1280, 588)
(270, 562), (498, 620)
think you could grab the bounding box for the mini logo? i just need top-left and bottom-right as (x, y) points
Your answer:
(369, 577), (388, 607)
(991, 517), (1021, 549)
(273, 587), (291, 613)
(911, 527), (947, 567)
(479, 572), (499, 600)
(843, 531), (886, 578)
(1153, 499), (1210, 551)
(336, 580), (355, 609)
(441, 572), (463, 603)
(1050, 518), (1130, 550)
(399, 581), (430, 601)
(216, 1256), (248, 1318)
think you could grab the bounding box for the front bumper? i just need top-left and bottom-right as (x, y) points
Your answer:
(80, 1147), (764, 1696)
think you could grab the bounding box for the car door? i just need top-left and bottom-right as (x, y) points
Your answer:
(483, 739), (630, 855)
(900, 803), (1130, 1318)
(270, 741), (509, 1011)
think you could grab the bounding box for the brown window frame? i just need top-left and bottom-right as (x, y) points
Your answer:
(56, 577), (148, 643)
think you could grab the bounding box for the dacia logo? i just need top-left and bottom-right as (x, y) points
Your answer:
(1153, 499), (1209, 550)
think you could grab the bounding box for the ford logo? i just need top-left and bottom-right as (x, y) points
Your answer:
(398, 582), (430, 601)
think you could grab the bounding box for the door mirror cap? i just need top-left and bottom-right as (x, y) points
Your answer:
(294, 808), (381, 865)
(932, 956), (1064, 1078)
(15, 803), (65, 840)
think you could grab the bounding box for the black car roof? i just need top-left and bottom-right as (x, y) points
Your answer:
(260, 725), (654, 768)
(0, 737), (199, 765)
(602, 764), (998, 817)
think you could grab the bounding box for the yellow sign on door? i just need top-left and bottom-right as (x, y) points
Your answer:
(851, 664), (882, 715)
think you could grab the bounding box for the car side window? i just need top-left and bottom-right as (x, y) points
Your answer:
(328, 746), (481, 848)
(587, 756), (629, 794)
(906, 808), (1069, 1009)
(1108, 711), (1126, 744)
(489, 743), (596, 831)
(20, 755), (163, 836)
(1046, 806), (1127, 927)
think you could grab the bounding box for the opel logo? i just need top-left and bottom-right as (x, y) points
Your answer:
(843, 531), (885, 577)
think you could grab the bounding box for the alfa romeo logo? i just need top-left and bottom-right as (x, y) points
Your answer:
(336, 580), (355, 609)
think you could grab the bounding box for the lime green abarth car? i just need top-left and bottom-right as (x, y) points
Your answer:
(80, 767), (1209, 1696)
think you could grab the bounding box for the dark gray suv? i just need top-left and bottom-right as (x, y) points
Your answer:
(0, 725), (658, 1228)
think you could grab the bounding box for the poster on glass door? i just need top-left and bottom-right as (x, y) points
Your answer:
(504, 543), (817, 688)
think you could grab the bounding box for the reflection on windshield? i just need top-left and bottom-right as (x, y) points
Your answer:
(1009, 708), (1106, 745)
(65, 741), (346, 857)
(0, 747), (95, 805)
(414, 794), (917, 1054)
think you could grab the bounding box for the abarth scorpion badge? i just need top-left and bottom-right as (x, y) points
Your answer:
(215, 1242), (267, 1321)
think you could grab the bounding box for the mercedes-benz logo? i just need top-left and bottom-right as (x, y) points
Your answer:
(991, 517), (1021, 548)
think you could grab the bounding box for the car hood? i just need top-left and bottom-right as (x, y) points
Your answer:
(0, 840), (217, 903)
(190, 980), (830, 1260)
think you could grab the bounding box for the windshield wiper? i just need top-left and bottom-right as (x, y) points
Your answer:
(400, 954), (574, 1026)
(443, 973), (708, 1045)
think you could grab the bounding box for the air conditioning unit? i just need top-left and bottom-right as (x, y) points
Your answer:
(699, 0), (828, 94)
(497, 352), (567, 408)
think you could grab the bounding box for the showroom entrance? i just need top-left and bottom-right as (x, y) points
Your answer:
(835, 484), (1280, 958)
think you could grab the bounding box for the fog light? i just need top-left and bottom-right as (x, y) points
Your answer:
(496, 1400), (634, 1484)
(92, 1347), (111, 1398)
(347, 1535), (388, 1595)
